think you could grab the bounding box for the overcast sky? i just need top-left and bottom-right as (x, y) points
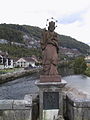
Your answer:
(0, 0), (90, 45)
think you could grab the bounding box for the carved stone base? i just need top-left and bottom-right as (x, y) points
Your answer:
(35, 80), (67, 120)
(40, 75), (61, 82)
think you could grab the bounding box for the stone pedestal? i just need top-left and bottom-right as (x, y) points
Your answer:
(40, 75), (61, 82)
(35, 79), (67, 120)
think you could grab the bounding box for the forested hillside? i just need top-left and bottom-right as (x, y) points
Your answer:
(0, 44), (41, 58)
(59, 35), (89, 54)
(0, 23), (89, 57)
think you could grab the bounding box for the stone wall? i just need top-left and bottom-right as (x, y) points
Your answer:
(0, 68), (40, 84)
(63, 85), (90, 120)
(0, 94), (32, 120)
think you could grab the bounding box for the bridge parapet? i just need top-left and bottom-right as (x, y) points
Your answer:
(63, 85), (90, 120)
(0, 94), (32, 120)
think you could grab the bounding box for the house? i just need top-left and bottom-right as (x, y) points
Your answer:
(4, 58), (13, 69)
(0, 52), (14, 69)
(0, 54), (4, 69)
(60, 47), (81, 57)
(15, 57), (38, 68)
(65, 52), (74, 57)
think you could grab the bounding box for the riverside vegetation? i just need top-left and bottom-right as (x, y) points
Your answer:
(58, 57), (90, 76)
(85, 66), (90, 77)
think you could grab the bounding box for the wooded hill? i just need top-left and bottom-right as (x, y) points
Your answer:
(0, 23), (89, 57)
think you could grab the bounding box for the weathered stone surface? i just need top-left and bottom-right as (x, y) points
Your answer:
(82, 108), (90, 119)
(43, 110), (59, 120)
(53, 115), (64, 120)
(36, 79), (67, 89)
(67, 90), (90, 108)
(24, 94), (32, 105)
(63, 85), (90, 120)
(1, 110), (32, 120)
(0, 94), (32, 120)
(0, 100), (13, 110)
(0, 68), (40, 84)
(13, 100), (32, 110)
(36, 80), (67, 120)
(40, 75), (61, 82)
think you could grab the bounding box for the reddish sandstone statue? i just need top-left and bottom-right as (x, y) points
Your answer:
(41, 21), (59, 75)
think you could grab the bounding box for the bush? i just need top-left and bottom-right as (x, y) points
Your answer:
(73, 57), (87, 74)
(85, 66), (90, 77)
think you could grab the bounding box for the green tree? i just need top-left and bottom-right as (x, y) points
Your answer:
(73, 57), (87, 74)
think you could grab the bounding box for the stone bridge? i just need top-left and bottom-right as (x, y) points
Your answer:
(0, 85), (90, 120)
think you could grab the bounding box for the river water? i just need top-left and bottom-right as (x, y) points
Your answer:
(0, 74), (90, 99)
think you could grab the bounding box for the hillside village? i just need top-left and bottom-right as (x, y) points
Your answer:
(0, 49), (90, 70)
(0, 51), (38, 69)
(0, 24), (89, 53)
(0, 24), (90, 70)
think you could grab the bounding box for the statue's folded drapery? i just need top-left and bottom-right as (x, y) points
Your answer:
(41, 24), (59, 75)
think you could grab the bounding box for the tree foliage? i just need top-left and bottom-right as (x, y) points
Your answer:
(73, 57), (87, 74)
(0, 24), (23, 43)
(0, 44), (41, 58)
(85, 66), (90, 77)
(59, 35), (90, 54)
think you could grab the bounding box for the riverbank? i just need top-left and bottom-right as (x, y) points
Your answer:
(0, 68), (41, 84)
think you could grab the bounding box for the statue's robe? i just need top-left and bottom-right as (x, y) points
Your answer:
(41, 29), (59, 75)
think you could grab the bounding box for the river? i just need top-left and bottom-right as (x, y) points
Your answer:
(0, 74), (90, 99)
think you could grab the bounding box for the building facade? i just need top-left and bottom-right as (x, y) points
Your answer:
(15, 57), (38, 68)
(0, 54), (13, 69)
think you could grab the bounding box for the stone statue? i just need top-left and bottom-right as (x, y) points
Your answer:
(41, 20), (59, 75)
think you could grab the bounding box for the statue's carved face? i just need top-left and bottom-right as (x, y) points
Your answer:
(48, 21), (55, 32)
